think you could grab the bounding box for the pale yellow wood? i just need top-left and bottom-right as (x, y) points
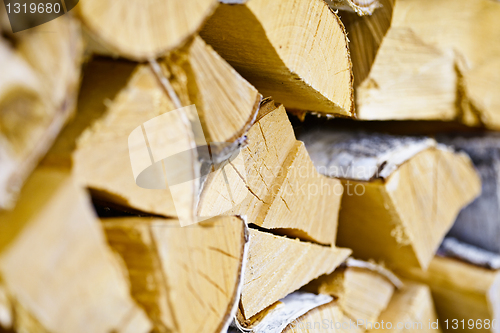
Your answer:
(400, 256), (500, 333)
(76, 0), (217, 60)
(342, 0), (394, 87)
(200, 0), (353, 117)
(198, 102), (343, 245)
(336, 148), (481, 270)
(0, 17), (83, 210)
(283, 301), (364, 333)
(72, 36), (260, 217)
(305, 264), (395, 324)
(102, 216), (247, 333)
(366, 282), (442, 332)
(241, 228), (351, 319)
(353, 0), (500, 129)
(0, 168), (151, 333)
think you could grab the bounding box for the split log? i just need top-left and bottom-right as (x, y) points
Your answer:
(351, 0), (500, 129)
(304, 259), (400, 325)
(199, 101), (343, 245)
(340, 0), (394, 87)
(327, 0), (381, 16)
(241, 228), (351, 320)
(76, 0), (217, 60)
(69, 36), (260, 219)
(0, 17), (83, 210)
(437, 134), (500, 254)
(200, 0), (354, 117)
(102, 216), (247, 333)
(400, 253), (500, 332)
(366, 282), (442, 332)
(0, 167), (151, 333)
(300, 131), (481, 270)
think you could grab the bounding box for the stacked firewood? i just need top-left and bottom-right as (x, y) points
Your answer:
(1, 0), (500, 332)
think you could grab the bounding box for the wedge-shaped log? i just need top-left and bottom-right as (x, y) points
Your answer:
(366, 282), (442, 332)
(76, 0), (217, 59)
(102, 216), (247, 333)
(438, 134), (500, 254)
(305, 259), (399, 325)
(0, 17), (82, 210)
(198, 101), (343, 245)
(200, 0), (353, 117)
(0, 168), (151, 333)
(241, 228), (351, 319)
(401, 255), (500, 333)
(300, 131), (481, 270)
(351, 0), (500, 129)
(71, 37), (260, 218)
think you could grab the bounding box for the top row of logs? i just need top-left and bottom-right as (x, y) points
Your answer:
(1, 0), (499, 210)
(76, 0), (500, 127)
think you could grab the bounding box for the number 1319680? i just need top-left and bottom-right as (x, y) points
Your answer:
(6, 2), (61, 14)
(444, 319), (496, 330)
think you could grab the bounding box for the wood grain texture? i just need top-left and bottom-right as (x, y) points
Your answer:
(199, 103), (343, 245)
(300, 131), (481, 270)
(351, 0), (500, 129)
(241, 228), (351, 319)
(102, 216), (247, 333)
(71, 37), (260, 218)
(0, 168), (151, 333)
(304, 263), (395, 325)
(366, 281), (442, 332)
(400, 256), (500, 333)
(0, 17), (83, 210)
(76, 0), (217, 59)
(200, 0), (353, 117)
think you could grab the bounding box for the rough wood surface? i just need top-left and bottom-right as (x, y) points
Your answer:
(102, 216), (247, 333)
(76, 0), (217, 59)
(0, 168), (151, 333)
(200, 0), (353, 117)
(366, 282), (442, 332)
(352, 0), (500, 129)
(199, 103), (343, 245)
(0, 17), (82, 210)
(437, 134), (500, 254)
(71, 37), (260, 219)
(400, 256), (500, 333)
(327, 0), (381, 15)
(304, 261), (397, 325)
(300, 130), (481, 270)
(241, 228), (351, 319)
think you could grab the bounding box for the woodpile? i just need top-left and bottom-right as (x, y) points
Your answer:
(1, 0), (499, 332)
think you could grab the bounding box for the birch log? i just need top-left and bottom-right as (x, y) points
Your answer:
(401, 254), (500, 333)
(102, 216), (248, 333)
(241, 228), (351, 320)
(70, 36), (260, 219)
(304, 259), (399, 325)
(0, 16), (82, 210)
(300, 130), (481, 270)
(0, 168), (151, 333)
(199, 101), (344, 245)
(200, 0), (353, 117)
(352, 0), (500, 129)
(437, 134), (500, 254)
(366, 282), (442, 332)
(76, 0), (217, 60)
